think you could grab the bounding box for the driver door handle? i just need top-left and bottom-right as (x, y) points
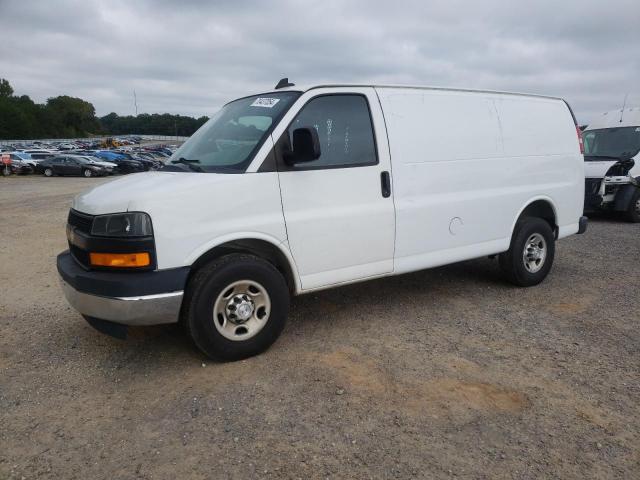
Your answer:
(380, 171), (391, 198)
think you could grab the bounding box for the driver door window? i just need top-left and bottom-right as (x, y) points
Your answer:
(282, 95), (378, 169)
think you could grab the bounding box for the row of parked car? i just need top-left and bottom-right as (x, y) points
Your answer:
(1, 142), (177, 177)
(4, 135), (143, 152)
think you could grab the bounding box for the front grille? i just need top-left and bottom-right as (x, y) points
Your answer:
(68, 209), (93, 234)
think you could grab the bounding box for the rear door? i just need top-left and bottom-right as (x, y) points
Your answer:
(273, 88), (395, 290)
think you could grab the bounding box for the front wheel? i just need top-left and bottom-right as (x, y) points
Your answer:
(625, 189), (640, 223)
(499, 217), (555, 287)
(183, 254), (290, 361)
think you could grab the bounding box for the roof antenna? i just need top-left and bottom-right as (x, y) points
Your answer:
(275, 77), (294, 89)
(619, 93), (628, 123)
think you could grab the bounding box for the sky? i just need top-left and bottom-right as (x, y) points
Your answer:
(1, 0), (639, 125)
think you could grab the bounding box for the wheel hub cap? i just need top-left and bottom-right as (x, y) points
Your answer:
(523, 233), (547, 273)
(213, 280), (271, 341)
(227, 294), (254, 323)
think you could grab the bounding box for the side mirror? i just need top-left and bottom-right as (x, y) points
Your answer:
(285, 127), (321, 164)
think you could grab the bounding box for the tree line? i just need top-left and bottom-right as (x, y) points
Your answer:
(0, 78), (209, 140)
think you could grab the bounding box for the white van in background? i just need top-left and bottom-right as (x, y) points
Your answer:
(58, 81), (587, 360)
(583, 107), (640, 222)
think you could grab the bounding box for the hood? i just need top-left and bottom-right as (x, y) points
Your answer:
(584, 156), (638, 179)
(584, 160), (618, 178)
(72, 171), (237, 215)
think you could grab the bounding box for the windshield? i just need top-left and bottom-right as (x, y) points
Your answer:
(169, 91), (300, 173)
(583, 127), (640, 160)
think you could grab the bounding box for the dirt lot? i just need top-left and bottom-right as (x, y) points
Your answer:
(1, 176), (638, 479)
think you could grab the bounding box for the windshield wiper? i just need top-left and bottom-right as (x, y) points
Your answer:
(171, 157), (204, 172)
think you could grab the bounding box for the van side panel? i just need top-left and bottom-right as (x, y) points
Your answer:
(375, 87), (583, 274)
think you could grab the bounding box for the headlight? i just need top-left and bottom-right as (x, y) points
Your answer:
(91, 212), (153, 237)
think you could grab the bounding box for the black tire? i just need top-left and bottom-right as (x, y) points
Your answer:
(83, 169), (92, 178)
(43, 167), (53, 177)
(183, 254), (290, 361)
(625, 189), (640, 223)
(499, 217), (555, 287)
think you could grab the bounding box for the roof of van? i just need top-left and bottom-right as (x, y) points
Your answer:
(584, 107), (640, 130)
(269, 83), (565, 102)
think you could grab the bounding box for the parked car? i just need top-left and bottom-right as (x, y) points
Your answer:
(2, 153), (34, 175)
(8, 151), (37, 168)
(582, 107), (640, 222)
(58, 82), (587, 361)
(67, 155), (118, 175)
(21, 149), (55, 156)
(57, 143), (77, 151)
(88, 151), (145, 174)
(38, 156), (107, 177)
(28, 152), (56, 162)
(114, 151), (157, 171)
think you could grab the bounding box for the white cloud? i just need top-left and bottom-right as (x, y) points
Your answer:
(1, 0), (638, 123)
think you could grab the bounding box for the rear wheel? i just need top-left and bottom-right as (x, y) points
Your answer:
(83, 169), (93, 177)
(183, 254), (290, 361)
(625, 189), (640, 223)
(43, 167), (54, 177)
(499, 217), (555, 287)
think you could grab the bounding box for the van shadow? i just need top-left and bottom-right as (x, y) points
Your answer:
(287, 257), (506, 328)
(45, 257), (507, 371)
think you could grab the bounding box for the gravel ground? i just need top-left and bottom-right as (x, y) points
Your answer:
(1, 176), (639, 479)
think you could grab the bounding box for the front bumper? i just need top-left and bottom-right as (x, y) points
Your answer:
(57, 251), (189, 326)
(584, 175), (639, 212)
(60, 279), (184, 326)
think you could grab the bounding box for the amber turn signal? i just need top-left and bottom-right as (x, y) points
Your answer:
(89, 252), (150, 268)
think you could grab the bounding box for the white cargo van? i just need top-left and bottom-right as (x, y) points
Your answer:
(583, 107), (640, 222)
(58, 81), (587, 360)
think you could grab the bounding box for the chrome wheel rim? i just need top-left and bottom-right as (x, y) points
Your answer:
(84, 169), (91, 177)
(523, 233), (547, 273)
(212, 280), (271, 341)
(44, 168), (52, 176)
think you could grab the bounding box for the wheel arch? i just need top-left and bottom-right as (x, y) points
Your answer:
(510, 197), (558, 239)
(187, 235), (301, 294)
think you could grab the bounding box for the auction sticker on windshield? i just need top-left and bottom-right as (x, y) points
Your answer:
(251, 97), (280, 108)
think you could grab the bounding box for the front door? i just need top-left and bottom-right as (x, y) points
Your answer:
(274, 88), (395, 291)
(65, 158), (81, 175)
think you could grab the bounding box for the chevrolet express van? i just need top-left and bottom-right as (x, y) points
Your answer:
(582, 107), (640, 222)
(58, 81), (588, 360)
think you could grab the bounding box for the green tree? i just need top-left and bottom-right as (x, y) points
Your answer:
(46, 95), (101, 136)
(0, 78), (13, 98)
(0, 77), (207, 139)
